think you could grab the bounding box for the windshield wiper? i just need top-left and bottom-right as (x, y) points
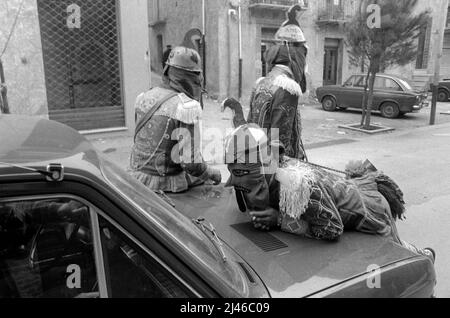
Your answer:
(192, 218), (227, 263)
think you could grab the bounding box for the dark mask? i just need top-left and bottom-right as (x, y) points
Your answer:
(226, 163), (271, 212)
(164, 67), (203, 101)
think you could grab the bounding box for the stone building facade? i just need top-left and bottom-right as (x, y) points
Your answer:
(387, 0), (450, 90)
(149, 0), (450, 101)
(1, 0), (150, 133)
(149, 0), (361, 102)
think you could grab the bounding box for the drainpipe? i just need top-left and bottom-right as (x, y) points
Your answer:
(238, 0), (243, 99)
(227, 10), (234, 97)
(202, 0), (207, 86)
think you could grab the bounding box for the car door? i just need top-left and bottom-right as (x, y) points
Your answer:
(372, 77), (403, 109)
(334, 76), (355, 107)
(343, 75), (365, 109)
(0, 193), (199, 298)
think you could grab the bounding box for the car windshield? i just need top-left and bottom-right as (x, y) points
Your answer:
(100, 158), (247, 296)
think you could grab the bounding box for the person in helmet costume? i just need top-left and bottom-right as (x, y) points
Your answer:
(223, 4), (309, 161)
(129, 46), (221, 193)
(223, 125), (436, 262)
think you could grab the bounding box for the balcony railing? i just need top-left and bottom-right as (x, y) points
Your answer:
(316, 0), (356, 25)
(249, 0), (309, 11)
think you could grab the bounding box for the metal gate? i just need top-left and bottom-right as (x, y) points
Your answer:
(37, 0), (124, 131)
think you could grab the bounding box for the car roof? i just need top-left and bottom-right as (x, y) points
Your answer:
(0, 115), (101, 173)
(352, 73), (403, 80)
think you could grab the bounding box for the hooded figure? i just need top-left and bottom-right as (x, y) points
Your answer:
(224, 125), (435, 262)
(245, 5), (309, 161)
(129, 46), (221, 193)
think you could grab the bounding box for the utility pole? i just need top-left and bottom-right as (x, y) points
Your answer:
(238, 0), (243, 99)
(430, 0), (449, 125)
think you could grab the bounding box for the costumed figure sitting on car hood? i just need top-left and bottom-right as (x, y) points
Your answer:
(129, 45), (221, 193)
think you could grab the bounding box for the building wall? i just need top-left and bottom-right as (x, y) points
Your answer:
(149, 0), (442, 100)
(148, 0), (221, 96)
(237, 0), (361, 102)
(238, 0), (357, 101)
(385, 0), (447, 82)
(119, 0), (151, 132)
(0, 0), (48, 117)
(0, 0), (149, 133)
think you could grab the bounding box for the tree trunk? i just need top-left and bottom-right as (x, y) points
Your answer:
(360, 68), (371, 126)
(0, 59), (10, 114)
(364, 70), (377, 129)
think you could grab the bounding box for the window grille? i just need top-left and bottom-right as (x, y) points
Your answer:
(37, 0), (124, 130)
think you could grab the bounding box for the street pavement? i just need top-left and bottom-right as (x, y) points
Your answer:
(307, 122), (450, 298)
(89, 99), (450, 297)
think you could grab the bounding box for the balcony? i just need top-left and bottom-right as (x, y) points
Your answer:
(149, 19), (166, 28)
(316, 0), (355, 26)
(148, 0), (166, 28)
(249, 0), (309, 11)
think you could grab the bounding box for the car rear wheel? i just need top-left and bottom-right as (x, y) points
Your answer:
(438, 89), (449, 102)
(322, 96), (337, 112)
(380, 102), (400, 119)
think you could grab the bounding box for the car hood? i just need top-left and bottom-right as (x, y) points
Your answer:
(168, 186), (415, 298)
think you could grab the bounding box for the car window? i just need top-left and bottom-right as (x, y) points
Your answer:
(344, 76), (355, 86)
(374, 77), (385, 89)
(0, 198), (98, 298)
(97, 215), (193, 298)
(372, 77), (402, 91)
(383, 78), (402, 91)
(397, 78), (413, 91)
(354, 76), (366, 87)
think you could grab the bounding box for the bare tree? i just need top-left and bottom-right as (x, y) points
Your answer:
(346, 0), (429, 128)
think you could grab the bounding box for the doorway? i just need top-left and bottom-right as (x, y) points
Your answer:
(323, 38), (341, 86)
(157, 35), (164, 70)
(260, 27), (278, 77)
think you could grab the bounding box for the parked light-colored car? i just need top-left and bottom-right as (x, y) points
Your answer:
(316, 74), (429, 118)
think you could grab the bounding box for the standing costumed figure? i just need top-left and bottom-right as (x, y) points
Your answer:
(221, 5), (309, 160)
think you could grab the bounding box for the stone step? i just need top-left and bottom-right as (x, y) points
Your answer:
(411, 74), (432, 91)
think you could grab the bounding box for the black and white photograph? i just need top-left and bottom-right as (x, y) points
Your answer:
(0, 0), (449, 302)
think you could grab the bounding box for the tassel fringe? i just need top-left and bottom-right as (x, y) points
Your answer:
(273, 75), (303, 97)
(156, 96), (203, 124)
(276, 162), (316, 219)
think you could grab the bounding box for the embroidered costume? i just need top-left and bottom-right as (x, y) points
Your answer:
(129, 46), (221, 193)
(224, 125), (435, 261)
(248, 64), (305, 159)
